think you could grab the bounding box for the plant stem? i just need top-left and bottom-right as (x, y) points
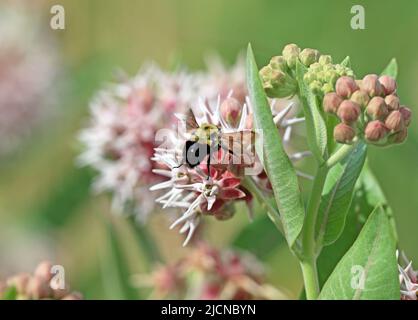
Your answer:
(300, 258), (320, 300)
(301, 165), (328, 299)
(326, 138), (359, 169)
(242, 176), (284, 235)
(128, 216), (163, 270)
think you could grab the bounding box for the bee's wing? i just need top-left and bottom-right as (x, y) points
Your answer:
(185, 109), (199, 130)
(220, 130), (256, 166)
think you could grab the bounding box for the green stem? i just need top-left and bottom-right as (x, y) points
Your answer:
(326, 138), (359, 169)
(242, 176), (284, 235)
(300, 258), (320, 300)
(301, 165), (328, 299)
(128, 216), (163, 270)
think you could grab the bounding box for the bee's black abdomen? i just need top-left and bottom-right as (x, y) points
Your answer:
(183, 140), (210, 168)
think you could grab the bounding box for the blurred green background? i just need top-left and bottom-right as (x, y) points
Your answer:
(1, 0), (417, 299)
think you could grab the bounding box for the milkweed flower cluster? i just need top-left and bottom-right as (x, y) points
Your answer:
(260, 43), (353, 98)
(324, 74), (412, 145)
(0, 261), (82, 300)
(133, 243), (287, 300)
(0, 4), (57, 156)
(151, 96), (308, 245)
(398, 252), (418, 300)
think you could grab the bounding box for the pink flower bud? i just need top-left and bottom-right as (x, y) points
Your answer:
(362, 74), (384, 97)
(350, 90), (370, 108)
(379, 75), (397, 95)
(399, 106), (412, 126)
(365, 120), (388, 142)
(384, 94), (400, 111)
(323, 92), (343, 114)
(334, 123), (356, 144)
(366, 96), (388, 120)
(34, 261), (53, 282)
(393, 128), (408, 144)
(337, 100), (361, 124)
(336, 76), (359, 98)
(220, 98), (242, 127)
(385, 110), (405, 132)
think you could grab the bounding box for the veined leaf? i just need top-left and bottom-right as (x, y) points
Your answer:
(296, 61), (328, 163)
(381, 58), (398, 78)
(246, 44), (305, 248)
(316, 142), (367, 247)
(319, 206), (399, 300)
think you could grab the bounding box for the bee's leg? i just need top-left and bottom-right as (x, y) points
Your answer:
(206, 144), (212, 180)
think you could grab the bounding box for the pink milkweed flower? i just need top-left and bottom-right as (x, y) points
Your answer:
(398, 251), (418, 300)
(151, 95), (310, 245)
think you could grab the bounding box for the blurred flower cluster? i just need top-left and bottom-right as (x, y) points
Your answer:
(325, 74), (412, 145)
(0, 261), (82, 300)
(79, 57), (309, 244)
(0, 3), (57, 156)
(134, 242), (286, 300)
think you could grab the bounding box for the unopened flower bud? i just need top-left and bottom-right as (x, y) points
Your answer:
(220, 98), (242, 127)
(309, 80), (322, 95)
(334, 123), (356, 144)
(366, 96), (389, 120)
(27, 277), (51, 299)
(299, 48), (320, 66)
(392, 128), (408, 144)
(365, 120), (388, 142)
(385, 110), (405, 132)
(379, 75), (397, 95)
(269, 56), (287, 71)
(282, 44), (300, 68)
(350, 90), (370, 108)
(385, 94), (400, 111)
(263, 69), (297, 98)
(34, 261), (53, 282)
(362, 74), (384, 97)
(336, 76), (359, 98)
(322, 83), (334, 94)
(399, 106), (412, 126)
(337, 100), (361, 124)
(7, 273), (30, 295)
(319, 55), (332, 65)
(323, 92), (343, 114)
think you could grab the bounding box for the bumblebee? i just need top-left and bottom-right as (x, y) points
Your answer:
(176, 110), (255, 176)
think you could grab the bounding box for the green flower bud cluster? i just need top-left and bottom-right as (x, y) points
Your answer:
(260, 44), (329, 98)
(303, 59), (354, 96)
(323, 74), (412, 146)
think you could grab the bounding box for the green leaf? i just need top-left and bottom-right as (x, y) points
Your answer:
(319, 206), (399, 300)
(232, 214), (285, 260)
(317, 162), (396, 287)
(381, 58), (398, 78)
(316, 142), (367, 246)
(295, 60), (328, 163)
(246, 44), (305, 248)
